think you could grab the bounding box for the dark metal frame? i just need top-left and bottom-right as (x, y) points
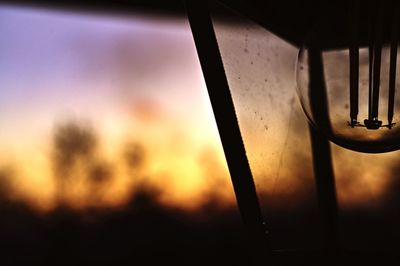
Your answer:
(186, 0), (400, 265)
(185, 0), (339, 265)
(185, 1), (270, 264)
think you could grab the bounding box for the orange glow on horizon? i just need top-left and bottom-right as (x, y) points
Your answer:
(0, 5), (238, 213)
(1, 4), (399, 216)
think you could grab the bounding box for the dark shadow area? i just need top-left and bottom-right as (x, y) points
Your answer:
(338, 158), (400, 254)
(0, 120), (252, 265)
(1, 122), (400, 265)
(0, 178), (252, 266)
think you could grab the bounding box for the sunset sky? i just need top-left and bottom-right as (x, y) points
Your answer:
(1, 3), (400, 216)
(0, 4), (233, 211)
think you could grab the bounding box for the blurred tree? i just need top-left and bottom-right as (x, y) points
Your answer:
(123, 142), (146, 170)
(53, 121), (97, 176)
(52, 121), (98, 206)
(0, 167), (13, 203)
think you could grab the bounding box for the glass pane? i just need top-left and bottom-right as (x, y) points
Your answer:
(211, 1), (400, 253)
(210, 2), (322, 250)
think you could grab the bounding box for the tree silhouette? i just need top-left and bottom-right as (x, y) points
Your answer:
(122, 141), (145, 170)
(53, 121), (97, 176)
(0, 167), (13, 204)
(52, 121), (98, 206)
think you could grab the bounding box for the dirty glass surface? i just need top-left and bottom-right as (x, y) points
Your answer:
(210, 3), (322, 250)
(210, 2), (400, 252)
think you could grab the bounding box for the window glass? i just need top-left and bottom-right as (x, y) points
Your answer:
(210, 2), (322, 250)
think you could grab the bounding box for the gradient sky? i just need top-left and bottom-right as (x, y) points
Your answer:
(1, 3), (399, 216)
(0, 4), (233, 211)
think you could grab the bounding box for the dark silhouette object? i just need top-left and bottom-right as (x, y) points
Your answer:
(51, 121), (113, 206)
(307, 47), (339, 260)
(0, 174), (252, 266)
(186, 0), (400, 265)
(123, 142), (146, 170)
(309, 125), (338, 263)
(347, 0), (399, 130)
(52, 121), (97, 177)
(298, 0), (400, 152)
(348, 0), (360, 127)
(185, 1), (270, 265)
(0, 168), (13, 202)
(1, 1), (400, 265)
(89, 162), (112, 185)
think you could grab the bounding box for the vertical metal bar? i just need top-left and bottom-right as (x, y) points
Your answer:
(368, 2), (383, 122)
(349, 0), (359, 126)
(184, 0), (269, 263)
(388, 1), (399, 128)
(309, 126), (338, 261)
(368, 45), (374, 118)
(308, 47), (331, 132)
(370, 42), (382, 120)
(364, 1), (384, 129)
(308, 47), (338, 260)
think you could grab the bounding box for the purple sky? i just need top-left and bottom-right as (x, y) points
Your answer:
(0, 4), (229, 210)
